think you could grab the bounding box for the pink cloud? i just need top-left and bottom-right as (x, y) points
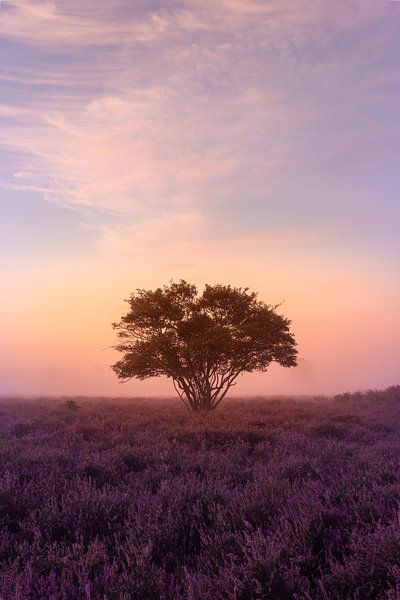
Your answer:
(1, 0), (392, 50)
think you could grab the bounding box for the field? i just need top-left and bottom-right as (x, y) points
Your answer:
(1, 388), (400, 599)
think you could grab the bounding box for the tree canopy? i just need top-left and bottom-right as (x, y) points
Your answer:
(112, 280), (297, 411)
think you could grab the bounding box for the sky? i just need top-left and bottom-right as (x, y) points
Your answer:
(0, 0), (399, 398)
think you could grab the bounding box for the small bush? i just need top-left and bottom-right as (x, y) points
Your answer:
(62, 399), (81, 412)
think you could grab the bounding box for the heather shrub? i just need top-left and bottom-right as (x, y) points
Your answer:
(0, 388), (399, 598)
(62, 399), (81, 413)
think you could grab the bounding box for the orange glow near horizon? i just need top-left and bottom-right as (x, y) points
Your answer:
(1, 1), (399, 398)
(1, 249), (399, 397)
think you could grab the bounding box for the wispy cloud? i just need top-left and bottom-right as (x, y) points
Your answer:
(1, 0), (391, 50)
(0, 0), (182, 47)
(0, 87), (254, 213)
(1, 0), (399, 252)
(1, 0), (399, 396)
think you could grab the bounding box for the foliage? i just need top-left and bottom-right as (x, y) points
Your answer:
(0, 387), (399, 598)
(112, 280), (297, 410)
(62, 399), (81, 412)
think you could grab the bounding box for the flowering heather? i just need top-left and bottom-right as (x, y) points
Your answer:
(0, 387), (400, 599)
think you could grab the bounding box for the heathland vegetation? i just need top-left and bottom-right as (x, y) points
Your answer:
(1, 387), (400, 598)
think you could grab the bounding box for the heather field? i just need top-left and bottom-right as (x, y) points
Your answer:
(1, 389), (400, 599)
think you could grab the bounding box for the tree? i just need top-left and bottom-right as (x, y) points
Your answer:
(112, 280), (297, 411)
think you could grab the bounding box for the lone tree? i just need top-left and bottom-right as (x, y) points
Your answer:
(112, 280), (297, 411)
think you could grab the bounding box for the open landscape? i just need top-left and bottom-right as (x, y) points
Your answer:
(1, 1), (400, 598)
(1, 388), (400, 599)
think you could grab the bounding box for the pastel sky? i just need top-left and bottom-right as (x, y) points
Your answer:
(1, 0), (399, 397)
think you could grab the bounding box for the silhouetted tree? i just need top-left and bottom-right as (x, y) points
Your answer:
(112, 280), (297, 411)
